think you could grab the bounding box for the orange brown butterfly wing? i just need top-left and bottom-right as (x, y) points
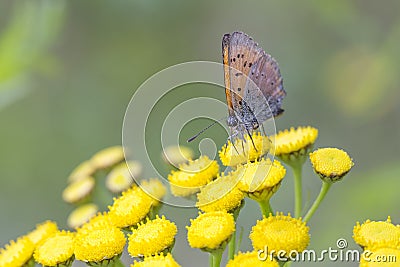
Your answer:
(223, 32), (264, 117)
(244, 54), (286, 122)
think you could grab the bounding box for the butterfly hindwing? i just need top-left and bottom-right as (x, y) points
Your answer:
(244, 54), (286, 122)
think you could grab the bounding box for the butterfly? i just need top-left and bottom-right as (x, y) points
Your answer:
(222, 31), (286, 145)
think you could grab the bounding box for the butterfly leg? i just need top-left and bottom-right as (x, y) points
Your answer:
(261, 123), (267, 136)
(246, 127), (258, 152)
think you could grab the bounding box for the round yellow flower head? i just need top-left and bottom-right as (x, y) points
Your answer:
(196, 172), (244, 213)
(250, 212), (310, 257)
(106, 161), (142, 193)
(68, 160), (96, 183)
(90, 146), (124, 170)
(131, 253), (181, 267)
(0, 236), (34, 267)
(162, 145), (194, 167)
(62, 176), (95, 204)
(309, 147), (354, 182)
(272, 126), (318, 156)
(353, 217), (400, 249)
(187, 211), (235, 251)
(168, 155), (219, 197)
(234, 158), (286, 201)
(26, 220), (58, 246)
(128, 215), (177, 257)
(34, 231), (75, 267)
(226, 251), (279, 267)
(74, 225), (126, 263)
(79, 212), (114, 232)
(67, 203), (98, 229)
(360, 247), (400, 267)
(140, 178), (167, 205)
(108, 186), (153, 228)
(219, 132), (271, 167)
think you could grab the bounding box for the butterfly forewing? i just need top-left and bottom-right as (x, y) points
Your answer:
(225, 32), (264, 115)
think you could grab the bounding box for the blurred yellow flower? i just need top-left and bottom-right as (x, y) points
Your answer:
(250, 213), (310, 257)
(168, 155), (219, 197)
(106, 161), (142, 193)
(0, 236), (34, 267)
(62, 176), (95, 204)
(74, 225), (126, 263)
(226, 251), (278, 267)
(162, 145), (194, 166)
(26, 220), (58, 246)
(219, 132), (271, 167)
(90, 146), (124, 170)
(68, 160), (95, 183)
(359, 246), (400, 267)
(67, 203), (98, 229)
(131, 253), (181, 267)
(187, 211), (235, 250)
(309, 147), (354, 182)
(108, 186), (153, 228)
(128, 215), (177, 257)
(34, 231), (75, 267)
(235, 158), (286, 200)
(140, 178), (167, 205)
(196, 172), (244, 213)
(272, 126), (318, 156)
(353, 217), (400, 249)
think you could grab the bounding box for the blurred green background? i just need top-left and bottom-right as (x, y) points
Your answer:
(1, 1), (400, 266)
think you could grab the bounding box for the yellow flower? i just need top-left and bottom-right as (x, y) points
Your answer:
(78, 212), (114, 232)
(250, 212), (310, 257)
(360, 247), (400, 267)
(235, 158), (286, 200)
(62, 176), (95, 204)
(272, 126), (318, 156)
(74, 225), (126, 263)
(196, 172), (244, 213)
(353, 217), (400, 249)
(162, 145), (194, 166)
(309, 147), (354, 182)
(34, 231), (75, 267)
(187, 211), (235, 250)
(140, 178), (167, 205)
(90, 146), (124, 170)
(226, 251), (279, 267)
(67, 203), (98, 229)
(219, 132), (271, 167)
(131, 253), (181, 267)
(68, 160), (96, 183)
(0, 236), (34, 267)
(128, 215), (177, 257)
(106, 161), (142, 193)
(168, 156), (219, 197)
(108, 186), (153, 228)
(26, 220), (58, 246)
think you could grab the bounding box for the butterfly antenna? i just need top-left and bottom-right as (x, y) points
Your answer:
(187, 118), (225, 143)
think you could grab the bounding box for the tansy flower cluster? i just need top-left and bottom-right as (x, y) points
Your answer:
(353, 217), (400, 267)
(1, 124), (355, 267)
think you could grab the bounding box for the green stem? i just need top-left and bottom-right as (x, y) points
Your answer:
(228, 231), (236, 260)
(113, 258), (125, 267)
(227, 200), (244, 260)
(209, 253), (214, 267)
(292, 164), (303, 218)
(258, 199), (273, 217)
(303, 181), (332, 223)
(210, 248), (224, 267)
